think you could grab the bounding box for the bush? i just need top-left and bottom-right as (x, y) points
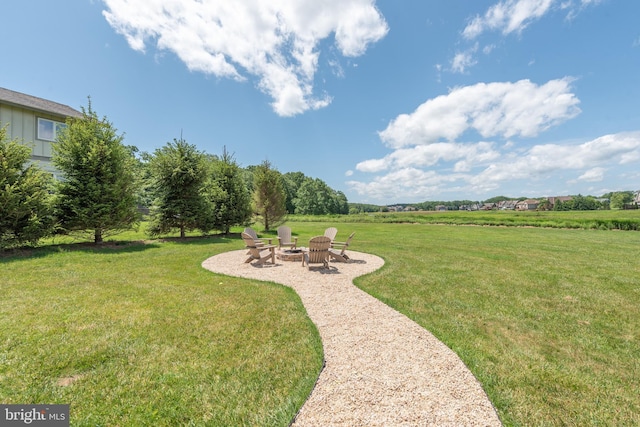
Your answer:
(0, 125), (55, 250)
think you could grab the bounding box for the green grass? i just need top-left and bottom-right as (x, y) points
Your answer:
(0, 237), (323, 426)
(2, 213), (640, 426)
(288, 221), (640, 426)
(291, 209), (640, 230)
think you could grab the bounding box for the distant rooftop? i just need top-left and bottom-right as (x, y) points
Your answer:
(0, 87), (82, 118)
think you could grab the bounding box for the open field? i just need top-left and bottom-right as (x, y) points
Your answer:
(2, 211), (639, 425)
(293, 208), (640, 230)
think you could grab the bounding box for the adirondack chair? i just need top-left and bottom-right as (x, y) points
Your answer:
(324, 227), (338, 244)
(302, 235), (331, 270)
(329, 232), (355, 262)
(276, 226), (297, 249)
(243, 227), (272, 245)
(241, 232), (276, 265)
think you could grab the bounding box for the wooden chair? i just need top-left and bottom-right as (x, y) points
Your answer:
(302, 235), (331, 270)
(329, 232), (355, 262)
(276, 226), (297, 249)
(324, 227), (338, 244)
(243, 227), (272, 245)
(241, 232), (276, 265)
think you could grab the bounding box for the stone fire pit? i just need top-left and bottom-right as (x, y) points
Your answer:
(277, 248), (305, 262)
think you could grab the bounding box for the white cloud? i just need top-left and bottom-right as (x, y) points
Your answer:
(348, 74), (639, 203)
(577, 167), (605, 182)
(450, 46), (478, 73)
(378, 78), (581, 149)
(328, 59), (345, 78)
(102, 0), (388, 117)
(482, 44), (496, 54)
(454, 0), (605, 71)
(565, 0), (604, 19)
(462, 0), (555, 40)
(347, 168), (466, 201)
(348, 131), (640, 202)
(356, 141), (500, 172)
(463, 0), (605, 39)
(469, 132), (640, 187)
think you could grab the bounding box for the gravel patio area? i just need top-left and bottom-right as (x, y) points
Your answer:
(201, 249), (501, 426)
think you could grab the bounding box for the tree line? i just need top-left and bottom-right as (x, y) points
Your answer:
(0, 102), (347, 250)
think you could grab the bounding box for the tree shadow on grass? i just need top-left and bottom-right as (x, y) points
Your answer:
(0, 240), (159, 263)
(155, 233), (240, 246)
(0, 233), (236, 263)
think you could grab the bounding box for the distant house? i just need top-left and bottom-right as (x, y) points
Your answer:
(0, 87), (82, 177)
(435, 205), (447, 211)
(595, 198), (609, 205)
(498, 200), (518, 210)
(547, 196), (573, 209)
(516, 199), (540, 211)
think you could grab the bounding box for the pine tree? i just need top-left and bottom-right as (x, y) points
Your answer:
(147, 138), (211, 238)
(53, 101), (139, 244)
(252, 160), (286, 231)
(0, 125), (55, 249)
(208, 147), (252, 234)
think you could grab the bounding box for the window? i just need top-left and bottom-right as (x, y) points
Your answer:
(37, 118), (66, 141)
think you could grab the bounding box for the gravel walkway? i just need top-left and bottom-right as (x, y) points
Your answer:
(202, 250), (501, 426)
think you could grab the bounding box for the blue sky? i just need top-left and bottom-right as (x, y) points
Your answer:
(2, 0), (639, 204)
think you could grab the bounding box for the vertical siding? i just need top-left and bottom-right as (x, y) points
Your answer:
(0, 105), (15, 137)
(0, 101), (69, 176)
(0, 105), (34, 152)
(0, 103), (59, 163)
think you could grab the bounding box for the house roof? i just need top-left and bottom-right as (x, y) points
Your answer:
(548, 196), (573, 204)
(518, 199), (540, 205)
(0, 87), (82, 118)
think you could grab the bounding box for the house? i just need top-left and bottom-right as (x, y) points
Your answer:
(0, 87), (82, 177)
(547, 196), (573, 209)
(516, 199), (540, 211)
(498, 200), (518, 210)
(459, 203), (481, 211)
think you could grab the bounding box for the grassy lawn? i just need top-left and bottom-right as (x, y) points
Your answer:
(0, 236), (323, 426)
(289, 221), (640, 426)
(2, 213), (639, 425)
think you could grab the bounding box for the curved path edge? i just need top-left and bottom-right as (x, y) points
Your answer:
(202, 250), (501, 426)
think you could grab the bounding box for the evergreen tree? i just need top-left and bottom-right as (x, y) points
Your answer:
(53, 101), (139, 244)
(0, 125), (55, 249)
(208, 147), (252, 234)
(147, 138), (211, 238)
(252, 160), (286, 231)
